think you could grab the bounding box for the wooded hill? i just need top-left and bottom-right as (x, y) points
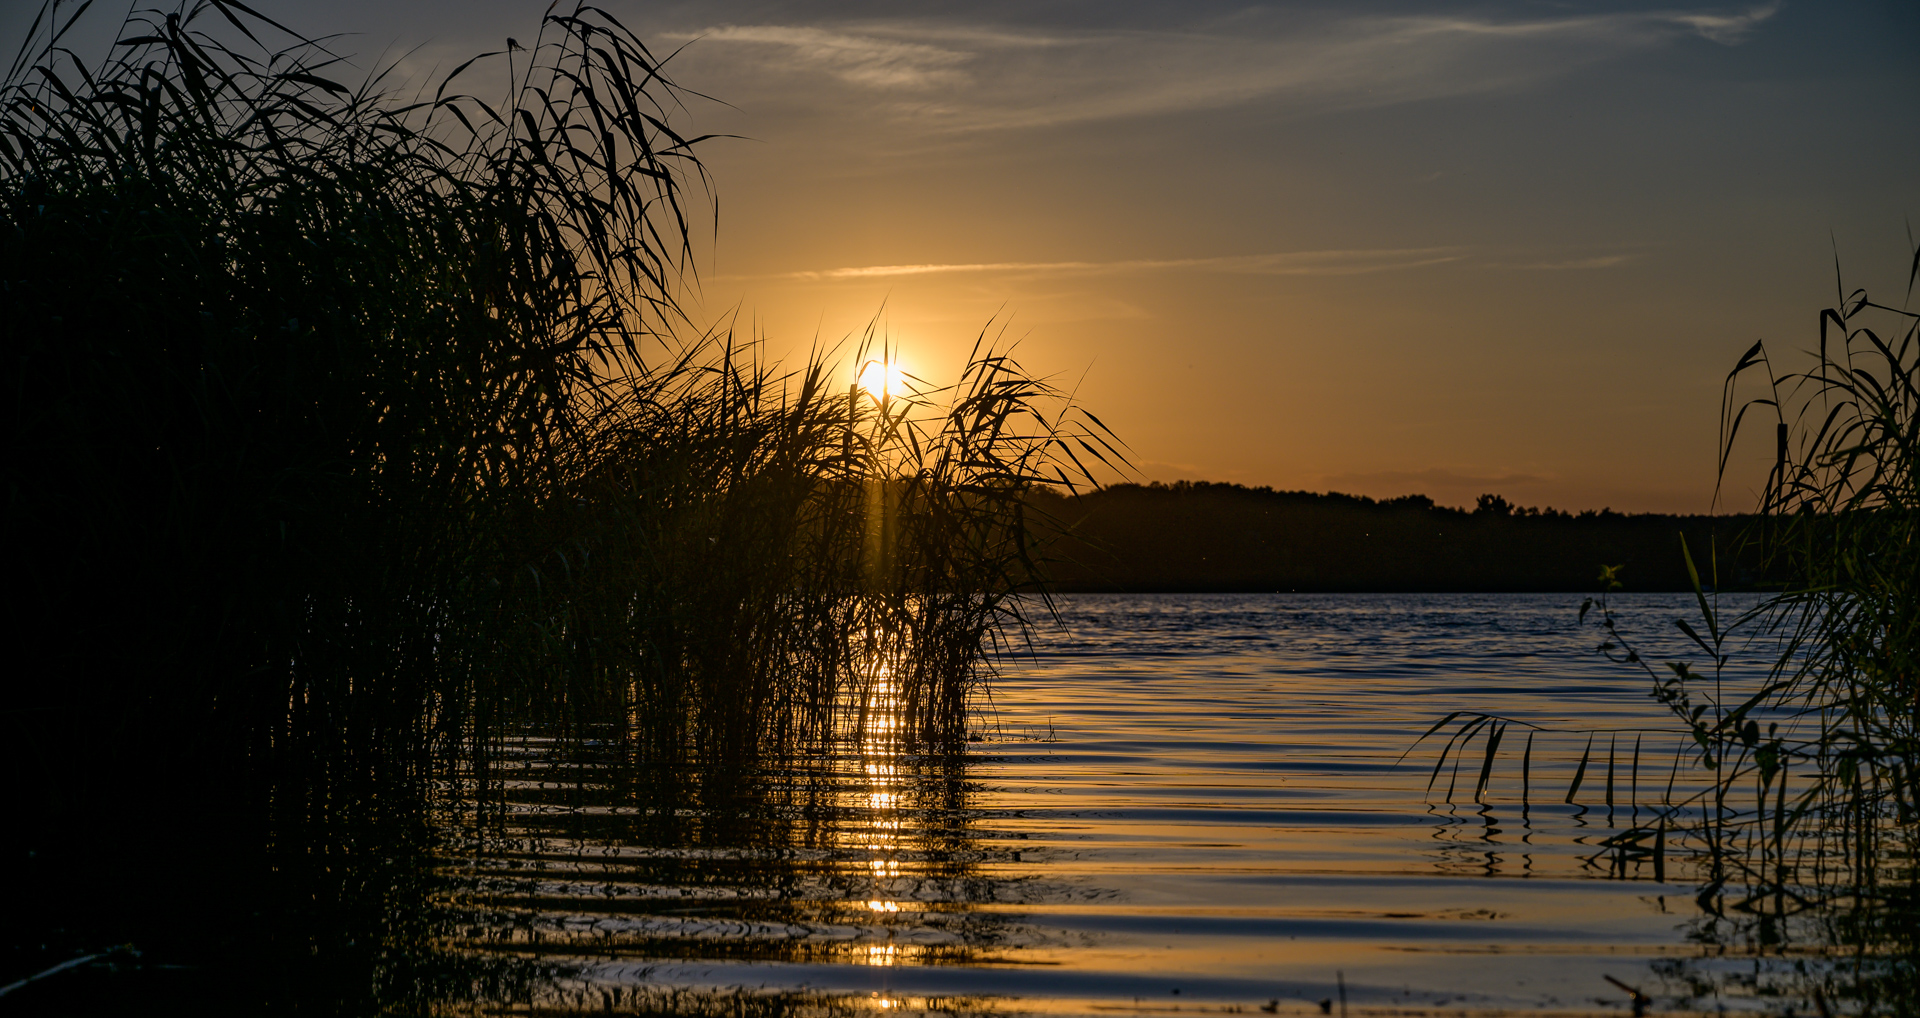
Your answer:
(1029, 482), (1763, 593)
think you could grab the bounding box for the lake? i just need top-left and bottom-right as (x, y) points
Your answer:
(445, 591), (1797, 1016)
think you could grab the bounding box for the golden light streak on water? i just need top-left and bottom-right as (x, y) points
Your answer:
(846, 637), (907, 919)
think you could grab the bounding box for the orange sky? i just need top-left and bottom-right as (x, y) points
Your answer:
(11, 1), (1913, 512)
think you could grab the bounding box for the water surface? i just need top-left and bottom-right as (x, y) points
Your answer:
(454, 592), (1793, 1016)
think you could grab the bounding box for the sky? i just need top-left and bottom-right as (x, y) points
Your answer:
(9, 0), (1915, 512)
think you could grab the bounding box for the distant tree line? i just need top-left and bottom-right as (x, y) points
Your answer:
(1029, 481), (1765, 592)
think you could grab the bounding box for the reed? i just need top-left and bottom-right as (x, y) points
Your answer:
(0, 1), (1117, 991)
(1412, 237), (1919, 1011)
(5, 0), (713, 811)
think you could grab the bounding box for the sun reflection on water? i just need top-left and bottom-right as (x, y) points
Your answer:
(846, 642), (906, 924)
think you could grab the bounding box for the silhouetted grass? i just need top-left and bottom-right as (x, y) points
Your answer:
(0, 1), (1116, 1001)
(1414, 236), (1920, 1012)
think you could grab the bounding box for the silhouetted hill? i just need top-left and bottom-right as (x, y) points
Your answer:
(1029, 482), (1762, 593)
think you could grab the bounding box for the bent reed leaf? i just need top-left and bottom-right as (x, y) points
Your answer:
(1474, 721), (1505, 802)
(1567, 733), (1594, 805)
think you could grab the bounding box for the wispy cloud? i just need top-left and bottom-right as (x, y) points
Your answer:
(677, 5), (1783, 132)
(1662, 2), (1783, 44)
(721, 248), (1464, 284)
(692, 25), (973, 89)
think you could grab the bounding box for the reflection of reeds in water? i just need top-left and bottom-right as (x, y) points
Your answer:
(422, 633), (1044, 1007)
(1417, 240), (1919, 1013)
(1418, 648), (1909, 1009)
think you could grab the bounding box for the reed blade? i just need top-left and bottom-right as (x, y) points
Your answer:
(1567, 733), (1594, 804)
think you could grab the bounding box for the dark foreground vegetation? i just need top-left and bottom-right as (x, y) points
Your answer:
(2, 0), (1910, 1013)
(1, 2), (1111, 1011)
(1032, 483), (1761, 592)
(1424, 241), (1920, 1013)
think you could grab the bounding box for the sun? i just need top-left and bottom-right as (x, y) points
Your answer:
(856, 358), (908, 402)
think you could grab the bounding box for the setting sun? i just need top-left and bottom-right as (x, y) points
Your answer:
(856, 358), (907, 402)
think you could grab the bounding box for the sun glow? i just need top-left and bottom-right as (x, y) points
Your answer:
(856, 358), (908, 402)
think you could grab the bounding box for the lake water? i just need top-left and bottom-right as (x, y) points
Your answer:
(448, 592), (1807, 1016)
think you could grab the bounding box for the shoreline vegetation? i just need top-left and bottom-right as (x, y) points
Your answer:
(1419, 239), (1919, 1013)
(1030, 482), (1764, 593)
(2, 2), (1114, 1009)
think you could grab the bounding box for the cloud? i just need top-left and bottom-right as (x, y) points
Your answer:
(720, 247), (1464, 284)
(676, 5), (1783, 132)
(1662, 2), (1784, 44)
(692, 25), (972, 89)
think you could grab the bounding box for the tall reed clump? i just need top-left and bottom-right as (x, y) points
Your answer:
(1663, 237), (1919, 984)
(4, 0), (710, 832)
(1666, 240), (1916, 889)
(0, 0), (1112, 947)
